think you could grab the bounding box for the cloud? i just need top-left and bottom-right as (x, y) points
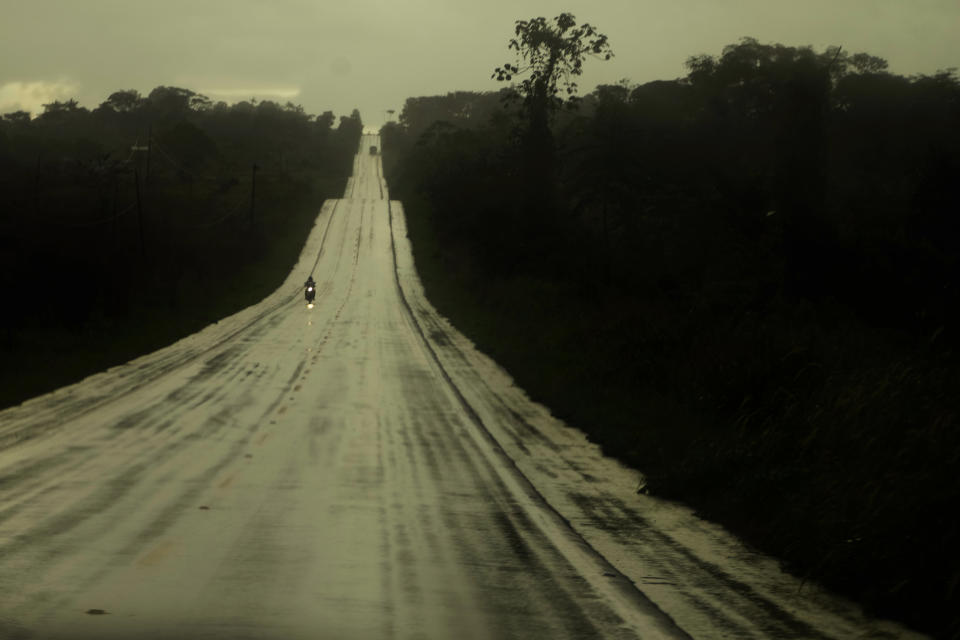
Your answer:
(0, 80), (80, 116)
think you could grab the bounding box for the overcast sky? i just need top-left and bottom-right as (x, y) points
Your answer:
(2, 0), (958, 129)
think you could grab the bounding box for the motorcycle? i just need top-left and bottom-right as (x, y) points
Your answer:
(305, 284), (316, 308)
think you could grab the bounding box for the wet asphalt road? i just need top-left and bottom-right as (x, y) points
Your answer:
(0, 136), (924, 639)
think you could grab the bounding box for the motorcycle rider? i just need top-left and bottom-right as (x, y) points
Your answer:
(304, 275), (316, 303)
(305, 275), (316, 290)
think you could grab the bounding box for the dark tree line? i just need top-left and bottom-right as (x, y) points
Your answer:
(383, 32), (959, 637)
(389, 39), (959, 336)
(0, 88), (362, 405)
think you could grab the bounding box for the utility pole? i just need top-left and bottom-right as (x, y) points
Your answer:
(144, 125), (152, 186)
(134, 168), (145, 260)
(33, 150), (42, 216)
(250, 163), (259, 223)
(111, 174), (119, 251)
(131, 138), (150, 261)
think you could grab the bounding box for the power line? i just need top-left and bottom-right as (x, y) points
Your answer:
(149, 138), (204, 181)
(55, 202), (136, 229)
(166, 196), (248, 230)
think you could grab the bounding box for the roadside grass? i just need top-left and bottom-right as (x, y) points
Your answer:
(0, 174), (344, 411)
(399, 192), (960, 638)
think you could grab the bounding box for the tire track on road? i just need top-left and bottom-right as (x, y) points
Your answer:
(386, 200), (690, 640)
(0, 200), (343, 451)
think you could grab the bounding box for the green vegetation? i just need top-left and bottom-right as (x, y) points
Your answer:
(383, 24), (960, 638)
(0, 88), (362, 408)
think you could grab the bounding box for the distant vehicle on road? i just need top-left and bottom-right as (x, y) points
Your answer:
(369, 145), (378, 155)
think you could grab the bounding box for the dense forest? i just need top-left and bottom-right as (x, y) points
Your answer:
(382, 31), (960, 638)
(0, 87), (362, 407)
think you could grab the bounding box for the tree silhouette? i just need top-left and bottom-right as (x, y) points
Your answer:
(2, 111), (30, 124)
(492, 12), (612, 148)
(100, 90), (145, 114)
(492, 12), (613, 243)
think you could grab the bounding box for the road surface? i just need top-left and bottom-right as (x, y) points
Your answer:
(0, 136), (922, 639)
